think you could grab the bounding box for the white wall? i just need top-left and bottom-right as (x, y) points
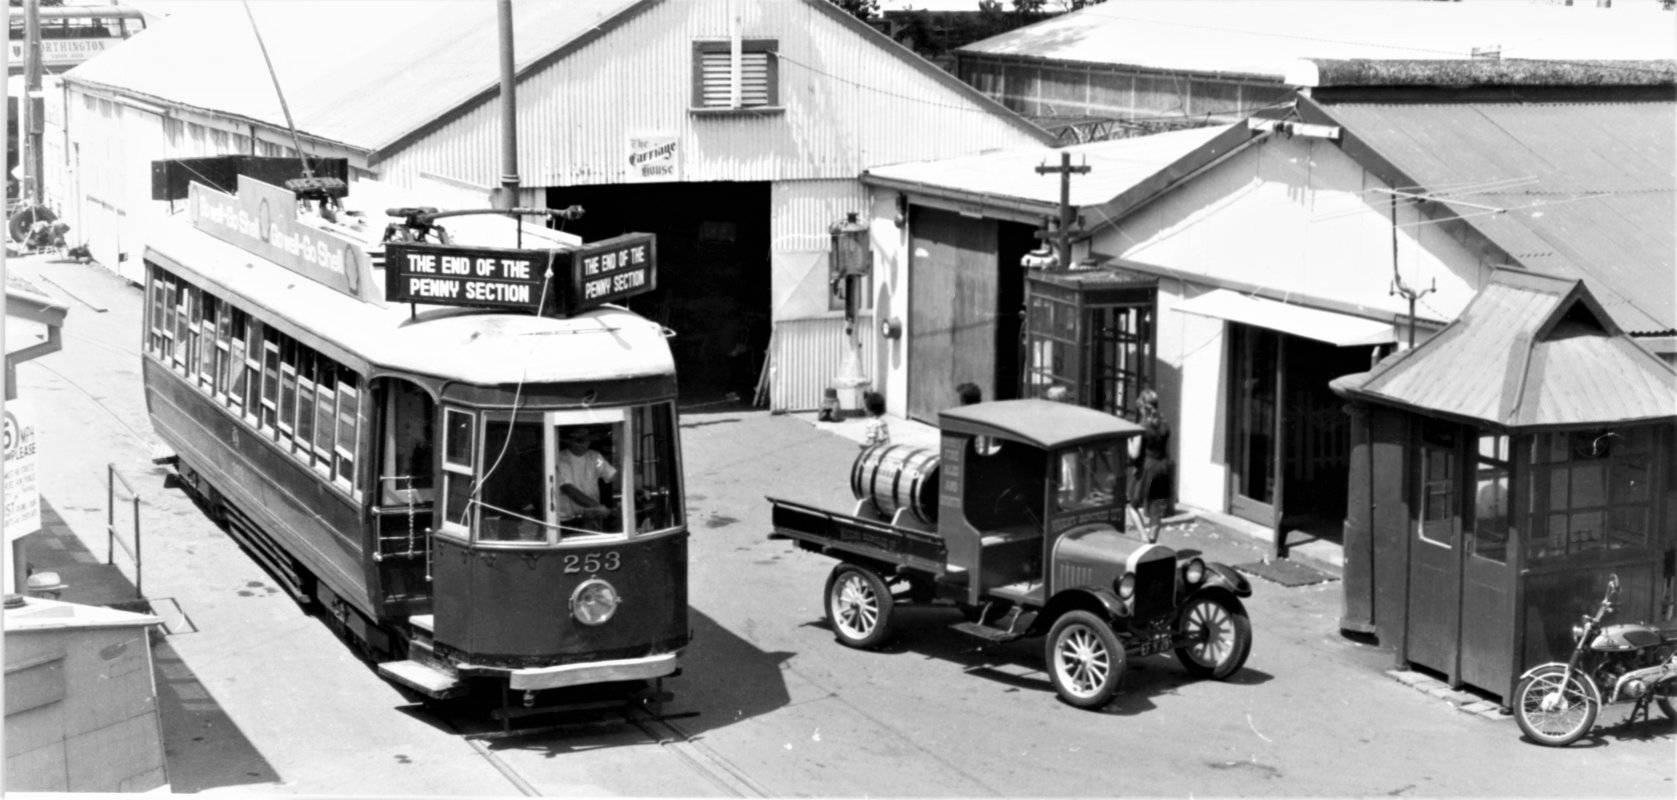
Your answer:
(1094, 133), (1496, 513)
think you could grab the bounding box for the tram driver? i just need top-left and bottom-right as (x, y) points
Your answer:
(558, 426), (621, 533)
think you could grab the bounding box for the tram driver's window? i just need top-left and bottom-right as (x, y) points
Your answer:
(440, 409), (476, 533)
(556, 423), (624, 536)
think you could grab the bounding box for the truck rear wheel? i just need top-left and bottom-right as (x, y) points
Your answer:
(825, 563), (894, 649)
(1045, 610), (1124, 709)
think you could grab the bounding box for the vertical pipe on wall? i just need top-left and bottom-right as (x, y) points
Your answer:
(496, 0), (520, 209)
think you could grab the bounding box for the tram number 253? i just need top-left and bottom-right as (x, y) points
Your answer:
(564, 552), (622, 574)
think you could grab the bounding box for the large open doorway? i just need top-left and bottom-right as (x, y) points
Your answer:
(1227, 324), (1374, 547)
(548, 182), (771, 406)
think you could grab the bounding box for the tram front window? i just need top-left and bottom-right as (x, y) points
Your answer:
(478, 418), (548, 542)
(466, 403), (684, 544)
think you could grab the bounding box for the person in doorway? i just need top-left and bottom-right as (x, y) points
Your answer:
(860, 390), (890, 449)
(557, 427), (619, 532)
(956, 382), (982, 406)
(1127, 388), (1173, 543)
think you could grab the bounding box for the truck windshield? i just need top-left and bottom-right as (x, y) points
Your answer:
(1052, 440), (1125, 512)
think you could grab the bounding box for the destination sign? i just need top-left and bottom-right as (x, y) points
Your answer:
(384, 242), (555, 312)
(564, 232), (657, 314)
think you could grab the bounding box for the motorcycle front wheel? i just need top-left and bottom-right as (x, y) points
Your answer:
(1513, 665), (1600, 746)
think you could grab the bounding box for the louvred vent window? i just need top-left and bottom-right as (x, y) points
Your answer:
(693, 40), (778, 109)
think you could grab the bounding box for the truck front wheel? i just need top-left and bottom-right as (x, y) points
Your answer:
(1045, 610), (1124, 709)
(1175, 594), (1252, 679)
(825, 564), (894, 649)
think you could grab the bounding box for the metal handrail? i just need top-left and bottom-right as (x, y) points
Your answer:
(105, 463), (143, 599)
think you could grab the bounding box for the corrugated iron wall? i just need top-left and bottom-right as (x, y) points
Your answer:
(769, 314), (877, 412)
(377, 0), (1046, 189)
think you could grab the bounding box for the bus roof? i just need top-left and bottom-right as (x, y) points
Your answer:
(938, 399), (1143, 450)
(144, 211), (674, 386)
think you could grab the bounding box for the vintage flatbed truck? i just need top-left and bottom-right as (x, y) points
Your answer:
(768, 398), (1254, 709)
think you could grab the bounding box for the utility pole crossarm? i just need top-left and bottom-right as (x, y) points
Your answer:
(1034, 152), (1091, 270)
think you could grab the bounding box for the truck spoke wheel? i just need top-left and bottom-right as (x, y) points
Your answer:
(824, 564), (894, 649)
(1046, 610), (1123, 709)
(1175, 594), (1252, 679)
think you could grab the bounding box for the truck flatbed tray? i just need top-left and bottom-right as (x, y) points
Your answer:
(768, 497), (947, 576)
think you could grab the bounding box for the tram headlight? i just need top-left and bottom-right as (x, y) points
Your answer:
(570, 578), (620, 626)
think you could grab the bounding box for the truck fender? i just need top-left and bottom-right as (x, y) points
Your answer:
(1201, 562), (1252, 598)
(1026, 587), (1127, 638)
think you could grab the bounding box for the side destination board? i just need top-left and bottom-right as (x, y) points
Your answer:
(188, 176), (381, 305)
(384, 242), (555, 312)
(563, 232), (657, 315)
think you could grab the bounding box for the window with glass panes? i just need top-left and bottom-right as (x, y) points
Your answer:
(1528, 427), (1656, 561)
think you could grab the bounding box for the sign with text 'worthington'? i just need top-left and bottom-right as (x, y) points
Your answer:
(383, 243), (555, 312)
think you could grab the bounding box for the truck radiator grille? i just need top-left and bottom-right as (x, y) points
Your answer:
(1132, 556), (1176, 623)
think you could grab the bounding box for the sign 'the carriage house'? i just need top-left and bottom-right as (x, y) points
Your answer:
(384, 232), (657, 316)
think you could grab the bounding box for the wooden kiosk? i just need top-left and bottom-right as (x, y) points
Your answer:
(1021, 267), (1156, 419)
(1330, 270), (1677, 703)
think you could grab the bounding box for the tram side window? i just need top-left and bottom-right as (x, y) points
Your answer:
(260, 335), (281, 431)
(382, 383), (434, 504)
(441, 409), (476, 532)
(632, 403), (684, 532)
(174, 282), (193, 371)
(146, 266), (168, 354)
(198, 294), (218, 390)
(334, 373), (360, 493)
(226, 307), (249, 413)
(294, 349), (316, 460)
(241, 318), (264, 421)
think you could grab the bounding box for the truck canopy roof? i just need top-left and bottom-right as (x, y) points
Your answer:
(938, 399), (1144, 450)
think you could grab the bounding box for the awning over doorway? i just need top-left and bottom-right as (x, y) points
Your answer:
(1174, 289), (1394, 347)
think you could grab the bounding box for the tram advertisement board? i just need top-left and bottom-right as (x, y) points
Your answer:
(383, 242), (556, 312)
(189, 176), (382, 305)
(561, 233), (658, 315)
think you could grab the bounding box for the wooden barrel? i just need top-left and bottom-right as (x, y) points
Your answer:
(850, 444), (940, 525)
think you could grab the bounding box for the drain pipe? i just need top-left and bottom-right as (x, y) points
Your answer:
(496, 0), (520, 209)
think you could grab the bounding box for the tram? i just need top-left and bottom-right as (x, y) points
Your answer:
(140, 168), (687, 718)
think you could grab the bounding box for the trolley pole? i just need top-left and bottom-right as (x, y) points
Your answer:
(495, 0), (520, 210)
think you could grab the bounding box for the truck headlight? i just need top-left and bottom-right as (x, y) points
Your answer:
(571, 578), (620, 626)
(1115, 573), (1136, 600)
(1183, 558), (1205, 586)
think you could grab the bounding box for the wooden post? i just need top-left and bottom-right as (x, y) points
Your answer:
(1033, 153), (1090, 269)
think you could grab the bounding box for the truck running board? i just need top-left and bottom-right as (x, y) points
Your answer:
(950, 621), (1024, 643)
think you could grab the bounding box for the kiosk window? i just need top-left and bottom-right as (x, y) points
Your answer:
(1528, 428), (1655, 561)
(1472, 433), (1509, 563)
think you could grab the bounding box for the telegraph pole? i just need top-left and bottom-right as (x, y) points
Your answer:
(1034, 152), (1089, 269)
(21, 0), (43, 205)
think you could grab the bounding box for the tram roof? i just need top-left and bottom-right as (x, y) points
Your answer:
(144, 211), (674, 386)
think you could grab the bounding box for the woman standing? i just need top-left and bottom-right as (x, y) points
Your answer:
(1128, 388), (1174, 543)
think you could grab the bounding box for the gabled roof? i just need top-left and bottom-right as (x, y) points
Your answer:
(940, 399), (1144, 450)
(1337, 269), (1676, 429)
(958, 1), (1675, 79)
(861, 123), (1246, 217)
(64, 0), (1049, 160)
(1308, 98), (1676, 336)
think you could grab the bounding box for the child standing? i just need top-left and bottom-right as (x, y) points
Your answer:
(860, 390), (890, 448)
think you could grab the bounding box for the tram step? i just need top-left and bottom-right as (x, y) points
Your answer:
(950, 621), (1024, 643)
(378, 659), (465, 699)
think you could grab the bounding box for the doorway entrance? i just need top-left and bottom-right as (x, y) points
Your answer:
(1227, 324), (1375, 547)
(548, 182), (770, 405)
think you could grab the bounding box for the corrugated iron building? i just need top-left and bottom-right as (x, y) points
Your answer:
(952, 0), (1676, 142)
(49, 0), (1052, 409)
(860, 67), (1675, 564)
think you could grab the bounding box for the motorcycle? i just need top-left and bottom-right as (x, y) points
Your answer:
(1513, 574), (1677, 746)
